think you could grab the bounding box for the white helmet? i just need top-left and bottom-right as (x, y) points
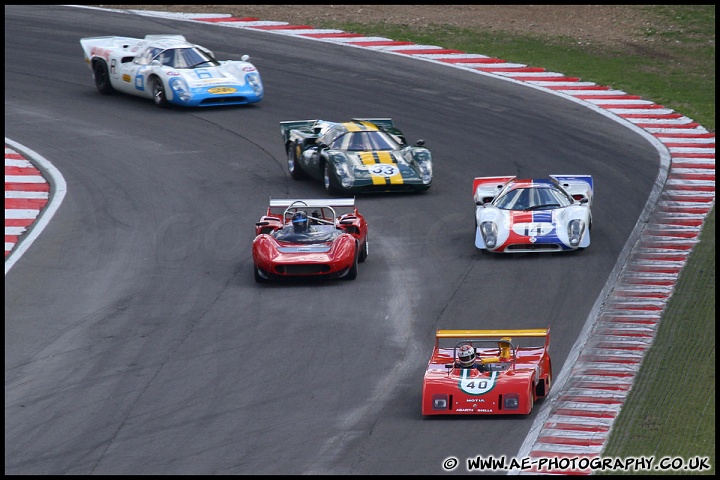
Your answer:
(457, 344), (476, 367)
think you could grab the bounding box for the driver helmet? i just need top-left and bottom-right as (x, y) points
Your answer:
(292, 210), (309, 232)
(457, 344), (476, 367)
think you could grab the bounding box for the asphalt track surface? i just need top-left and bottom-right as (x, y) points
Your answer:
(5, 5), (714, 475)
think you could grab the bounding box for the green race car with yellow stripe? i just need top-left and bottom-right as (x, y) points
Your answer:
(280, 118), (433, 195)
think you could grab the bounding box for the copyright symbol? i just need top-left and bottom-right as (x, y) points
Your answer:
(443, 457), (459, 471)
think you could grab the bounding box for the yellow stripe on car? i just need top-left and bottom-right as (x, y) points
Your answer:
(359, 152), (376, 165)
(357, 121), (379, 130)
(342, 121), (380, 132)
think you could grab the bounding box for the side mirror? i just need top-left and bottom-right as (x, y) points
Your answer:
(316, 142), (328, 150)
(150, 59), (161, 66)
(579, 198), (589, 204)
(241, 54), (250, 62)
(415, 139), (425, 146)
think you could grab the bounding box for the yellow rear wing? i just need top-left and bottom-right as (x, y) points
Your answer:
(435, 328), (550, 348)
(269, 198), (356, 209)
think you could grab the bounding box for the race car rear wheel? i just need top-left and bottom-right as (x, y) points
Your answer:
(93, 60), (114, 95)
(358, 235), (368, 263)
(287, 143), (304, 179)
(151, 76), (168, 108)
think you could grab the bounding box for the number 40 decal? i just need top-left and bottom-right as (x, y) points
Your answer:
(459, 370), (497, 395)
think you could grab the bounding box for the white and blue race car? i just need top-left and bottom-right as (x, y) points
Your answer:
(80, 34), (263, 108)
(473, 175), (593, 253)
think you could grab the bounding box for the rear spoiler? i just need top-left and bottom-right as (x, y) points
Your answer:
(279, 120), (318, 142)
(269, 198), (355, 209)
(143, 34), (187, 41)
(472, 176), (515, 203)
(550, 174), (594, 200)
(435, 328), (550, 348)
(550, 174), (593, 190)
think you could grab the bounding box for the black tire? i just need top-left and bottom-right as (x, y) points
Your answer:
(358, 235), (368, 263)
(151, 76), (168, 108)
(287, 143), (304, 179)
(254, 265), (267, 283)
(546, 360), (553, 394)
(323, 162), (339, 195)
(93, 60), (114, 95)
(345, 245), (359, 280)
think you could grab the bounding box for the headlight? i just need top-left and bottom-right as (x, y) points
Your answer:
(246, 72), (263, 95)
(480, 221), (498, 249)
(567, 219), (585, 247)
(334, 162), (354, 188)
(431, 394), (449, 411)
(503, 393), (519, 410)
(418, 160), (433, 184)
(335, 162), (351, 177)
(169, 77), (191, 101)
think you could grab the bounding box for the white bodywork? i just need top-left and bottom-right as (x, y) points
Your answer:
(80, 34), (263, 107)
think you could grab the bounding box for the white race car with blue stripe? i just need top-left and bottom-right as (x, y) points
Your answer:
(80, 34), (263, 108)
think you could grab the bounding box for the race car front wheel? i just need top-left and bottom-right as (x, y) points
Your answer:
(151, 76), (168, 108)
(254, 265), (267, 283)
(93, 60), (114, 95)
(345, 245), (359, 280)
(323, 162), (339, 195)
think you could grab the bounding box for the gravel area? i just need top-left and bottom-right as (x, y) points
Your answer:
(106, 5), (670, 53)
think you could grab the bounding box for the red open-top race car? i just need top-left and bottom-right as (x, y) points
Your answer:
(252, 198), (368, 283)
(422, 328), (552, 416)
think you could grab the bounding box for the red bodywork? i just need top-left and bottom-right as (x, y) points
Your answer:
(422, 329), (552, 416)
(252, 199), (368, 281)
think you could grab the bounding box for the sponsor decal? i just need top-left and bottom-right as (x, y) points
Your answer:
(166, 71), (180, 77)
(456, 407), (493, 413)
(207, 87), (237, 95)
(134, 72), (145, 91)
(242, 66), (256, 71)
(122, 74), (131, 83)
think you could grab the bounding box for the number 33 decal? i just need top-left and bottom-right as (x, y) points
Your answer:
(368, 164), (399, 177)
